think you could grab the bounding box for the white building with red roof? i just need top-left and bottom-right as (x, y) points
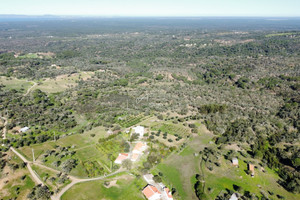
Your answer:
(142, 184), (161, 200)
(114, 153), (129, 164)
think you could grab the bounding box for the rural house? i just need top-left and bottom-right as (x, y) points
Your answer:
(142, 184), (161, 200)
(131, 142), (147, 162)
(114, 153), (129, 164)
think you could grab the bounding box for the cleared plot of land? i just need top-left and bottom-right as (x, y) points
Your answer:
(16, 52), (55, 59)
(61, 174), (146, 200)
(0, 76), (33, 91)
(35, 71), (93, 93)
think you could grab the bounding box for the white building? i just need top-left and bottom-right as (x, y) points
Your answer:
(132, 126), (145, 138)
(19, 127), (29, 133)
(143, 174), (154, 184)
(232, 158), (239, 166)
(229, 193), (238, 200)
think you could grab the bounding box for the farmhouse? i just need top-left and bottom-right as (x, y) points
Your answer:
(131, 142), (147, 162)
(142, 185), (161, 200)
(248, 163), (255, 177)
(114, 153), (129, 164)
(133, 125), (145, 138)
(19, 127), (29, 133)
(164, 187), (173, 200)
(232, 158), (238, 166)
(132, 142), (147, 154)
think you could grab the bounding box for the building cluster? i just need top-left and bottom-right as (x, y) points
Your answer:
(142, 174), (173, 200)
(115, 126), (147, 164)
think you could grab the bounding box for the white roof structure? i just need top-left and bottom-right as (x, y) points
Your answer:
(19, 127), (29, 133)
(133, 126), (145, 138)
(229, 193), (238, 200)
(232, 158), (238, 166)
(143, 174), (154, 184)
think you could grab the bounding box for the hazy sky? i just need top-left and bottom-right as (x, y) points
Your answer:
(0, 0), (299, 17)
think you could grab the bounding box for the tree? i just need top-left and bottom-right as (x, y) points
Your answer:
(153, 175), (162, 183)
(122, 159), (132, 170)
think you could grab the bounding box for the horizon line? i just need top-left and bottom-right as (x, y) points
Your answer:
(1, 14), (300, 18)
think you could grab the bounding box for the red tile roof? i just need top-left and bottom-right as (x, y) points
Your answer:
(115, 153), (129, 162)
(142, 185), (161, 199)
(133, 142), (146, 152)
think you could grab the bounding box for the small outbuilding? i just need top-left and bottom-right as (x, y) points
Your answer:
(19, 127), (29, 133)
(232, 158), (239, 166)
(248, 163), (255, 177)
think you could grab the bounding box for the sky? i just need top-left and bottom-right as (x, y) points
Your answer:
(0, 0), (299, 17)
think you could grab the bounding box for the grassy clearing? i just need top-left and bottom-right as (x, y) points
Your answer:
(0, 76), (33, 91)
(35, 71), (93, 93)
(61, 174), (146, 200)
(265, 32), (297, 37)
(203, 156), (300, 200)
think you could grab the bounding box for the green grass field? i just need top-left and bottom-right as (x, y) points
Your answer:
(61, 174), (146, 200)
(0, 76), (33, 91)
(152, 127), (214, 200)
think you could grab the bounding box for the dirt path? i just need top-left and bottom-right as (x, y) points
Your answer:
(0, 116), (7, 139)
(24, 81), (37, 96)
(10, 147), (44, 186)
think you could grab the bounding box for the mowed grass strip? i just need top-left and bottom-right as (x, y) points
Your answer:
(155, 163), (187, 199)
